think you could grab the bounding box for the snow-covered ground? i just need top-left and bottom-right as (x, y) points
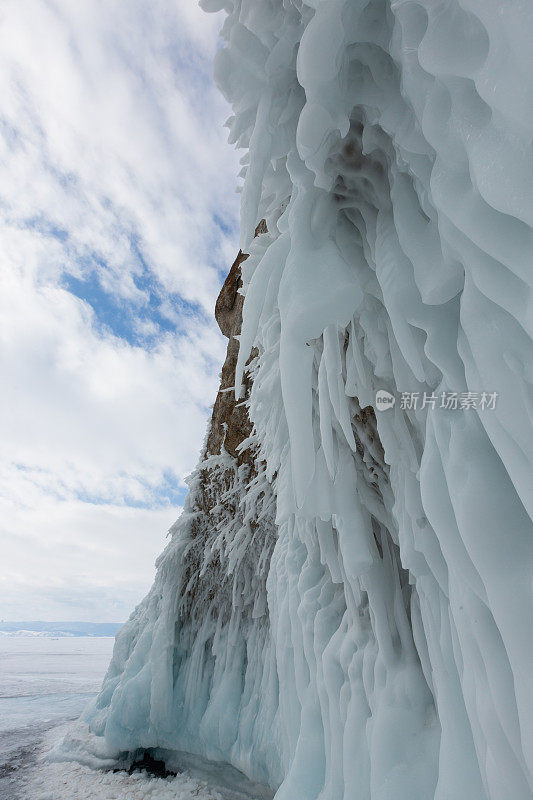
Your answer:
(20, 732), (246, 800)
(0, 637), (114, 800)
(22, 762), (223, 800)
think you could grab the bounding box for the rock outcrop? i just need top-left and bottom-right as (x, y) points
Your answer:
(207, 221), (268, 466)
(206, 248), (252, 465)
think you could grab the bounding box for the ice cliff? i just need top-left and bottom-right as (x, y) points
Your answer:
(72, 1), (533, 798)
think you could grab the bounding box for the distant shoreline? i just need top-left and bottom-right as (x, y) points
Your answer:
(0, 622), (123, 638)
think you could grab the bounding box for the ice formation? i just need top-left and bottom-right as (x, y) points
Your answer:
(70, 1), (533, 798)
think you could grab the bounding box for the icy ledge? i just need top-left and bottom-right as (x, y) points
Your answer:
(69, 2), (533, 799)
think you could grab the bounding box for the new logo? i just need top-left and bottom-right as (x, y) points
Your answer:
(375, 390), (395, 411)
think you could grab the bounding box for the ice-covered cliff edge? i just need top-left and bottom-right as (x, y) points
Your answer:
(70, 1), (533, 798)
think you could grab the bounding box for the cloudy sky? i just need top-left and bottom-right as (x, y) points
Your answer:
(0, 0), (240, 622)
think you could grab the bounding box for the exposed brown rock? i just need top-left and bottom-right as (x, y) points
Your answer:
(214, 250), (248, 338)
(180, 224), (274, 626)
(206, 222), (267, 465)
(206, 250), (252, 465)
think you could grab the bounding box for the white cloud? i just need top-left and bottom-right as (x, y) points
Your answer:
(0, 488), (177, 622)
(0, 0), (240, 620)
(0, 0), (239, 308)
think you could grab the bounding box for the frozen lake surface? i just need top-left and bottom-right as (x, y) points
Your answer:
(0, 636), (114, 799)
(0, 636), (269, 800)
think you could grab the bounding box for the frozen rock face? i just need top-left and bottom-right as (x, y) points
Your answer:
(81, 241), (280, 785)
(80, 2), (533, 799)
(208, 246), (253, 462)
